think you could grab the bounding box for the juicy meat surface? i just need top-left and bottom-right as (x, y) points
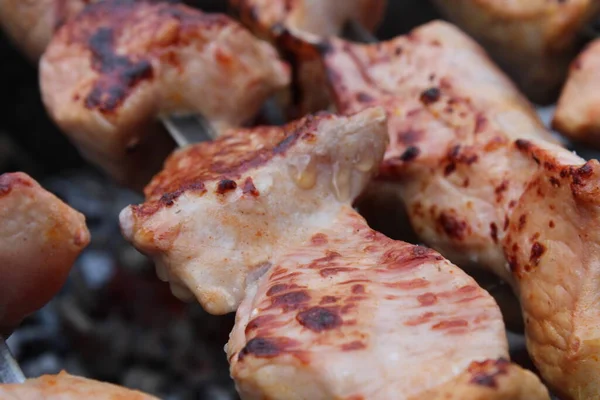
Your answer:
(0, 371), (157, 399)
(320, 20), (600, 399)
(120, 108), (390, 314)
(432, 0), (599, 104)
(121, 106), (547, 399)
(229, 208), (547, 400)
(0, 172), (89, 335)
(40, 0), (290, 189)
(553, 39), (600, 147)
(0, 0), (91, 60)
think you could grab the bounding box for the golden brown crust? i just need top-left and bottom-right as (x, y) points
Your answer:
(137, 113), (332, 218)
(40, 0), (289, 188)
(120, 108), (389, 314)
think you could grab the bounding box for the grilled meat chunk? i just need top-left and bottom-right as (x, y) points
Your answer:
(0, 0), (90, 60)
(319, 21), (600, 399)
(0, 371), (157, 399)
(40, 0), (289, 189)
(121, 107), (547, 399)
(120, 108), (389, 314)
(228, 209), (547, 400)
(553, 39), (600, 147)
(229, 0), (386, 117)
(229, 0), (386, 39)
(432, 0), (599, 104)
(0, 172), (89, 335)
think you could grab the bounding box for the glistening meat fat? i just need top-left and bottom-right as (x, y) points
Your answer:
(120, 108), (548, 399)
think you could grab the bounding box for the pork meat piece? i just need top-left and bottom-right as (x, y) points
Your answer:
(432, 0), (599, 104)
(228, 208), (547, 400)
(121, 107), (548, 399)
(0, 371), (157, 399)
(120, 108), (389, 314)
(40, 0), (290, 189)
(319, 20), (600, 399)
(229, 0), (386, 39)
(553, 39), (600, 147)
(0, 172), (89, 335)
(229, 0), (386, 117)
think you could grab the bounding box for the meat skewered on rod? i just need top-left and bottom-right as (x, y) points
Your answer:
(119, 108), (549, 399)
(432, 0), (600, 104)
(36, 0), (289, 189)
(0, 172), (90, 383)
(315, 20), (600, 399)
(0, 0), (222, 147)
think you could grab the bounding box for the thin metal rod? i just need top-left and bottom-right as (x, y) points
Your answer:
(160, 115), (216, 147)
(160, 20), (376, 149)
(0, 336), (25, 384)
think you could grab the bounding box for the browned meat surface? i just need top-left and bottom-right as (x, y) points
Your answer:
(433, 0), (599, 104)
(0, 371), (158, 399)
(40, 0), (289, 189)
(120, 109), (389, 314)
(319, 20), (600, 399)
(0, 172), (89, 335)
(553, 38), (600, 147)
(0, 0), (91, 60)
(229, 0), (386, 117)
(121, 108), (548, 399)
(228, 209), (547, 400)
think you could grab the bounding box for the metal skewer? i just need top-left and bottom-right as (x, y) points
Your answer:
(161, 115), (216, 147)
(0, 336), (25, 384)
